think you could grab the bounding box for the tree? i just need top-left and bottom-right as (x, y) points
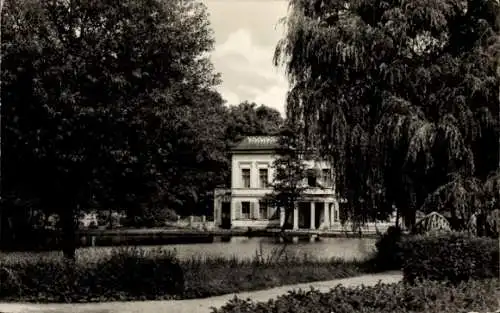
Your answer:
(151, 92), (229, 217)
(1, 0), (221, 257)
(225, 101), (284, 142)
(264, 123), (310, 231)
(421, 169), (499, 236)
(275, 0), (500, 230)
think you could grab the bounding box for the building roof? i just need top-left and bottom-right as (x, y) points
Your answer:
(232, 136), (280, 151)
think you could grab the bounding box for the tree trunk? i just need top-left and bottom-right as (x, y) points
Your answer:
(61, 203), (77, 260)
(406, 210), (417, 234)
(395, 206), (400, 228)
(476, 211), (486, 237)
(108, 207), (113, 229)
(281, 205), (290, 232)
(0, 0), (4, 249)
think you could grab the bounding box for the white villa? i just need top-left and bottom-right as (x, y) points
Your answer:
(213, 136), (341, 230)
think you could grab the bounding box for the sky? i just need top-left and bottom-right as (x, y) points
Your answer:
(202, 0), (289, 115)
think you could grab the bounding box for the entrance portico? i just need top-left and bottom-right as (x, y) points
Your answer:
(280, 200), (339, 230)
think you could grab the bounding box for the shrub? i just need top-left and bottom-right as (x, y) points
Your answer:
(0, 248), (368, 302)
(399, 232), (499, 283)
(0, 247), (184, 302)
(123, 208), (178, 228)
(182, 255), (365, 299)
(372, 226), (404, 271)
(96, 211), (109, 227)
(212, 279), (499, 313)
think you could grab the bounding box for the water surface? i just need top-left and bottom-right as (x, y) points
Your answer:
(1, 237), (376, 263)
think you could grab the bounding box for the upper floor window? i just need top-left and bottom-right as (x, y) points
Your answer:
(259, 168), (269, 188)
(307, 169), (317, 187)
(241, 168), (251, 188)
(322, 169), (332, 186)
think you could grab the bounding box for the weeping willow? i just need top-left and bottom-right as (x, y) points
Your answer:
(275, 0), (500, 230)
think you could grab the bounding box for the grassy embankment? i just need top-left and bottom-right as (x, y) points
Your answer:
(0, 244), (373, 302)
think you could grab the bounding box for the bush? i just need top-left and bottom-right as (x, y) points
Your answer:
(123, 208), (179, 228)
(212, 279), (499, 313)
(399, 232), (499, 283)
(0, 247), (184, 302)
(372, 226), (404, 271)
(182, 255), (365, 299)
(0, 248), (368, 302)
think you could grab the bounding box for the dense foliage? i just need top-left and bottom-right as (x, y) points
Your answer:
(399, 232), (499, 283)
(275, 0), (500, 228)
(0, 247), (184, 302)
(1, 0), (284, 253)
(1, 0), (225, 257)
(372, 226), (404, 271)
(0, 247), (366, 302)
(212, 279), (499, 313)
(225, 101), (284, 144)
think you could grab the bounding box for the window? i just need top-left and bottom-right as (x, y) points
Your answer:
(322, 169), (331, 186)
(259, 201), (268, 219)
(259, 168), (269, 188)
(307, 170), (317, 187)
(241, 202), (251, 219)
(241, 169), (251, 188)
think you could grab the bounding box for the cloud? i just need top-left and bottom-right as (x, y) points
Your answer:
(211, 28), (289, 116)
(203, 0), (290, 116)
(219, 86), (241, 106)
(213, 29), (273, 78)
(255, 85), (288, 115)
(203, 0), (288, 47)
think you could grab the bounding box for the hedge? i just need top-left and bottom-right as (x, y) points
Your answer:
(0, 247), (367, 302)
(372, 226), (404, 271)
(399, 232), (499, 283)
(0, 247), (184, 302)
(212, 279), (499, 313)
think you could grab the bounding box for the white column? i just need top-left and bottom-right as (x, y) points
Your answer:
(330, 203), (335, 224)
(310, 202), (316, 229)
(279, 207), (285, 227)
(293, 204), (299, 230)
(323, 202), (329, 229)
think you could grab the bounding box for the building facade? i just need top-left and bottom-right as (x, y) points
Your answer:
(214, 136), (340, 230)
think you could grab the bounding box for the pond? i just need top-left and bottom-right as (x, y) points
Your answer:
(81, 236), (377, 261)
(0, 237), (377, 263)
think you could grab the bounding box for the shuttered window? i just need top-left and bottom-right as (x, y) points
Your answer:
(241, 202), (250, 219)
(259, 201), (268, 219)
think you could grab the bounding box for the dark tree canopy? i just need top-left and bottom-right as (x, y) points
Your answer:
(225, 101), (284, 142)
(1, 0), (223, 255)
(275, 0), (500, 228)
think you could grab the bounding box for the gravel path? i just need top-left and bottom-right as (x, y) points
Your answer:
(0, 272), (402, 313)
